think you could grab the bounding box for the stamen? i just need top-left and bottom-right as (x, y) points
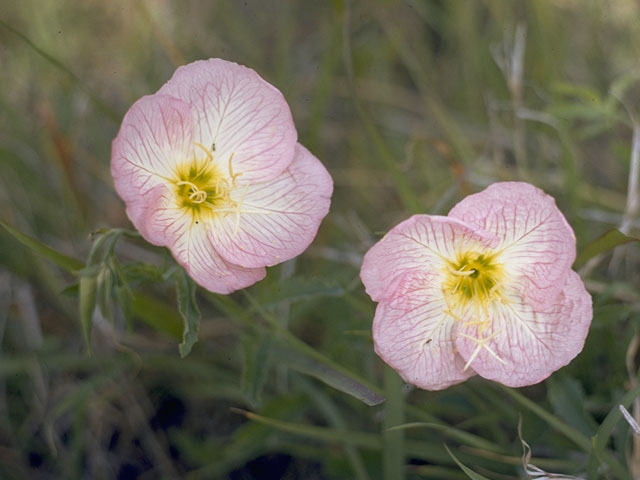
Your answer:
(459, 330), (505, 370)
(448, 266), (476, 277)
(232, 186), (249, 235)
(441, 288), (462, 321)
(177, 180), (207, 204)
(228, 153), (243, 187)
(194, 142), (214, 162)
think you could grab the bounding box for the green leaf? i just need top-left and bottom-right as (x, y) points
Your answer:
(299, 378), (371, 480)
(130, 294), (182, 339)
(205, 290), (384, 406)
(78, 276), (97, 352)
(574, 229), (640, 268)
(175, 270), (201, 358)
(551, 82), (603, 103)
(546, 375), (597, 436)
(387, 423), (502, 453)
(259, 277), (344, 307)
(96, 266), (114, 322)
(272, 343), (384, 407)
(444, 444), (492, 480)
(590, 381), (640, 475)
(241, 335), (273, 408)
(231, 408), (382, 449)
(501, 386), (590, 451)
(0, 220), (83, 272)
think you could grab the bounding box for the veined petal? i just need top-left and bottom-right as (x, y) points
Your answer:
(159, 207), (267, 294)
(360, 215), (498, 302)
(373, 271), (475, 391)
(111, 94), (194, 208)
(131, 192), (266, 293)
(158, 58), (297, 184)
(455, 271), (592, 387)
(209, 143), (332, 268)
(448, 182), (576, 307)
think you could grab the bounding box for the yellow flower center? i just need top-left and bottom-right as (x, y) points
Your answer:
(442, 250), (505, 327)
(172, 142), (242, 222)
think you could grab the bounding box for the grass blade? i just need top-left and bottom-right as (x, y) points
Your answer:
(383, 366), (405, 480)
(0, 20), (120, 122)
(444, 445), (492, 480)
(1, 220), (83, 272)
(574, 229), (640, 269)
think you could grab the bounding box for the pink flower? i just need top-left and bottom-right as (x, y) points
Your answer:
(111, 59), (333, 293)
(360, 182), (592, 390)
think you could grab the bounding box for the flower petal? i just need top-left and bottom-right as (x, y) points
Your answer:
(177, 224), (266, 294)
(111, 94), (194, 212)
(448, 182), (576, 307)
(158, 58), (297, 183)
(149, 203), (266, 293)
(360, 215), (498, 302)
(455, 270), (592, 387)
(373, 271), (475, 390)
(111, 94), (196, 245)
(209, 143), (333, 268)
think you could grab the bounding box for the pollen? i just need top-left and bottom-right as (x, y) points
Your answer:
(441, 250), (505, 327)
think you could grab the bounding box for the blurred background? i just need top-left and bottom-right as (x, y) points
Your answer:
(1, 0), (640, 478)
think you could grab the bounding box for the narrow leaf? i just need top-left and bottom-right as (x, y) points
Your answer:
(241, 291), (384, 406)
(574, 229), (640, 269)
(383, 366), (405, 480)
(260, 277), (344, 307)
(78, 276), (97, 352)
(502, 386), (591, 451)
(592, 381), (640, 458)
(241, 335), (273, 408)
(272, 344), (384, 406)
(444, 444), (492, 480)
(388, 423), (502, 453)
(231, 408), (382, 449)
(1, 220), (83, 272)
(175, 270), (201, 357)
(546, 375), (597, 436)
(205, 290), (384, 406)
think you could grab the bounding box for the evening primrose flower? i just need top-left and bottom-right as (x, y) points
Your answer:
(111, 59), (332, 293)
(360, 182), (592, 390)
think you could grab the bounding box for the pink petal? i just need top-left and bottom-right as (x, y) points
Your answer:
(124, 183), (175, 246)
(209, 143), (333, 268)
(111, 94), (194, 220)
(157, 58), (297, 184)
(151, 204), (267, 293)
(360, 215), (499, 302)
(176, 224), (266, 294)
(373, 271), (475, 390)
(448, 182), (576, 308)
(455, 270), (592, 387)
(125, 187), (266, 293)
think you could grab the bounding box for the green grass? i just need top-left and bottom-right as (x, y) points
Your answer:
(1, 0), (640, 478)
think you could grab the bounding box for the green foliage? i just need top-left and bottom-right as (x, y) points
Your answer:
(574, 229), (640, 268)
(2, 0), (640, 478)
(175, 270), (201, 358)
